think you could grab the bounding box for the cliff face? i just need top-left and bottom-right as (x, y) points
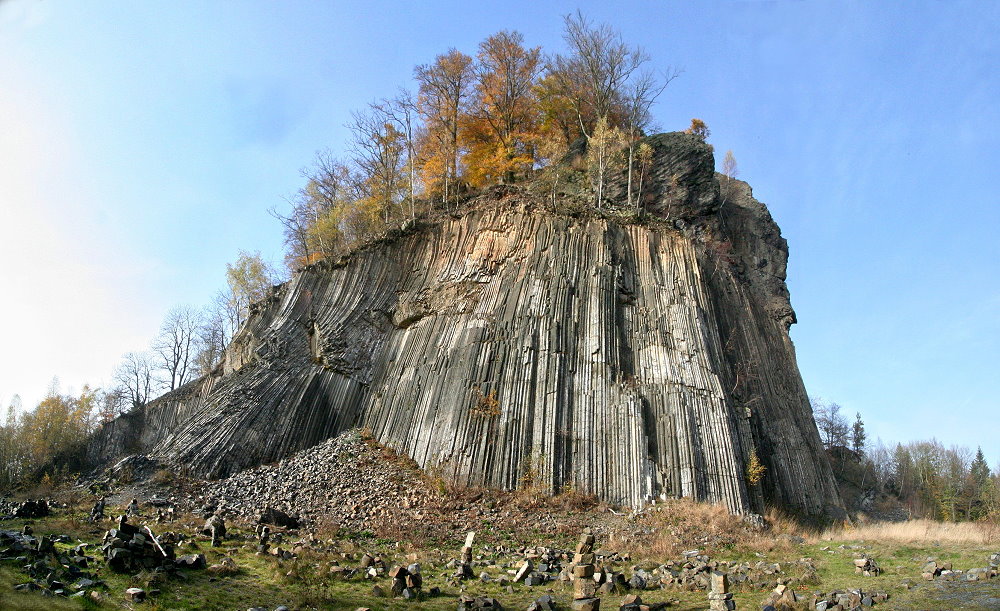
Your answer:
(88, 133), (842, 517)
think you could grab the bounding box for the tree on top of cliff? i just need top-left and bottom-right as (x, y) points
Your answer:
(720, 149), (739, 207)
(226, 251), (278, 331)
(374, 90), (419, 219)
(153, 305), (201, 392)
(114, 351), (155, 411)
(272, 152), (361, 268)
(348, 107), (408, 225)
(587, 116), (626, 208)
(415, 48), (475, 207)
(687, 118), (710, 141)
(851, 412), (866, 455)
(812, 397), (850, 449)
(463, 30), (542, 188)
(274, 14), (678, 272)
(547, 10), (650, 138)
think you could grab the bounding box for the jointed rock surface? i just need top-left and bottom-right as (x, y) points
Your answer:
(88, 132), (841, 517)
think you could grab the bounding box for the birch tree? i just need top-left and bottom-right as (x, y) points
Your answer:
(375, 89), (420, 219)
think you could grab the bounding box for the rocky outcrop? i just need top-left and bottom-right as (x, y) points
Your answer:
(88, 132), (841, 517)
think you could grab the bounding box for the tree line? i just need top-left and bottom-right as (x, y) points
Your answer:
(106, 251), (278, 414)
(812, 397), (999, 522)
(273, 11), (681, 270)
(0, 251), (277, 493)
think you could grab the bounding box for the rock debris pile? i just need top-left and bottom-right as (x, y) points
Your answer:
(203, 430), (435, 531)
(387, 563), (423, 599)
(457, 594), (504, 610)
(1, 527), (103, 599)
(638, 554), (815, 592)
(763, 585), (889, 610)
(0, 498), (50, 518)
(101, 515), (178, 574)
(920, 555), (999, 582)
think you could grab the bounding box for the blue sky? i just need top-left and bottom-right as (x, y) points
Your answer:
(1, 0), (997, 466)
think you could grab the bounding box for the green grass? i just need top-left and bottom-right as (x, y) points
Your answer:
(793, 538), (998, 610)
(3, 506), (998, 610)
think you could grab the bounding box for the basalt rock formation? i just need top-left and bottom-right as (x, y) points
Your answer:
(88, 132), (842, 517)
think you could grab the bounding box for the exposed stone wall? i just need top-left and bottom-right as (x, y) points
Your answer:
(87, 132), (841, 516)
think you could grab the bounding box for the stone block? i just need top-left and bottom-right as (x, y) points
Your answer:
(125, 588), (145, 602)
(710, 570), (728, 593)
(573, 564), (595, 578)
(572, 598), (600, 611)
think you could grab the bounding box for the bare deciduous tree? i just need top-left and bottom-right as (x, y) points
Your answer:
(548, 10), (651, 139)
(154, 305), (202, 391)
(114, 351), (156, 411)
(812, 397), (850, 449)
(97, 387), (127, 422)
(193, 303), (228, 376)
(271, 151), (360, 269)
(375, 89), (420, 219)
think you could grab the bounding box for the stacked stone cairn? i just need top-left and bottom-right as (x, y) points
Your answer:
(920, 558), (949, 580)
(360, 551), (386, 579)
(852, 555), (881, 577)
(571, 530), (600, 611)
(203, 513), (226, 547)
(761, 583), (799, 609)
(708, 571), (735, 611)
(101, 515), (178, 574)
(255, 524), (271, 554)
(452, 531), (477, 580)
(387, 563), (423, 599)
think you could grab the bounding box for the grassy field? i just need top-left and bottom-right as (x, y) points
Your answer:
(2, 500), (998, 610)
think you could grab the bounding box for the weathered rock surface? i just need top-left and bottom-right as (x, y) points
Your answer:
(87, 132), (840, 516)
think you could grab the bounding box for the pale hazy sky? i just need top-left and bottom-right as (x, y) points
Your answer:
(1, 0), (997, 465)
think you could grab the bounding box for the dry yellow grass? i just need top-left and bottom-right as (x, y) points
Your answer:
(611, 498), (816, 560)
(821, 518), (1000, 544)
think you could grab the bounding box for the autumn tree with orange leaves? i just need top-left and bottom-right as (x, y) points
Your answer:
(415, 49), (474, 207)
(462, 30), (542, 187)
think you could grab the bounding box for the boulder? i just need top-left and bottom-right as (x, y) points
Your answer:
(259, 507), (300, 529)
